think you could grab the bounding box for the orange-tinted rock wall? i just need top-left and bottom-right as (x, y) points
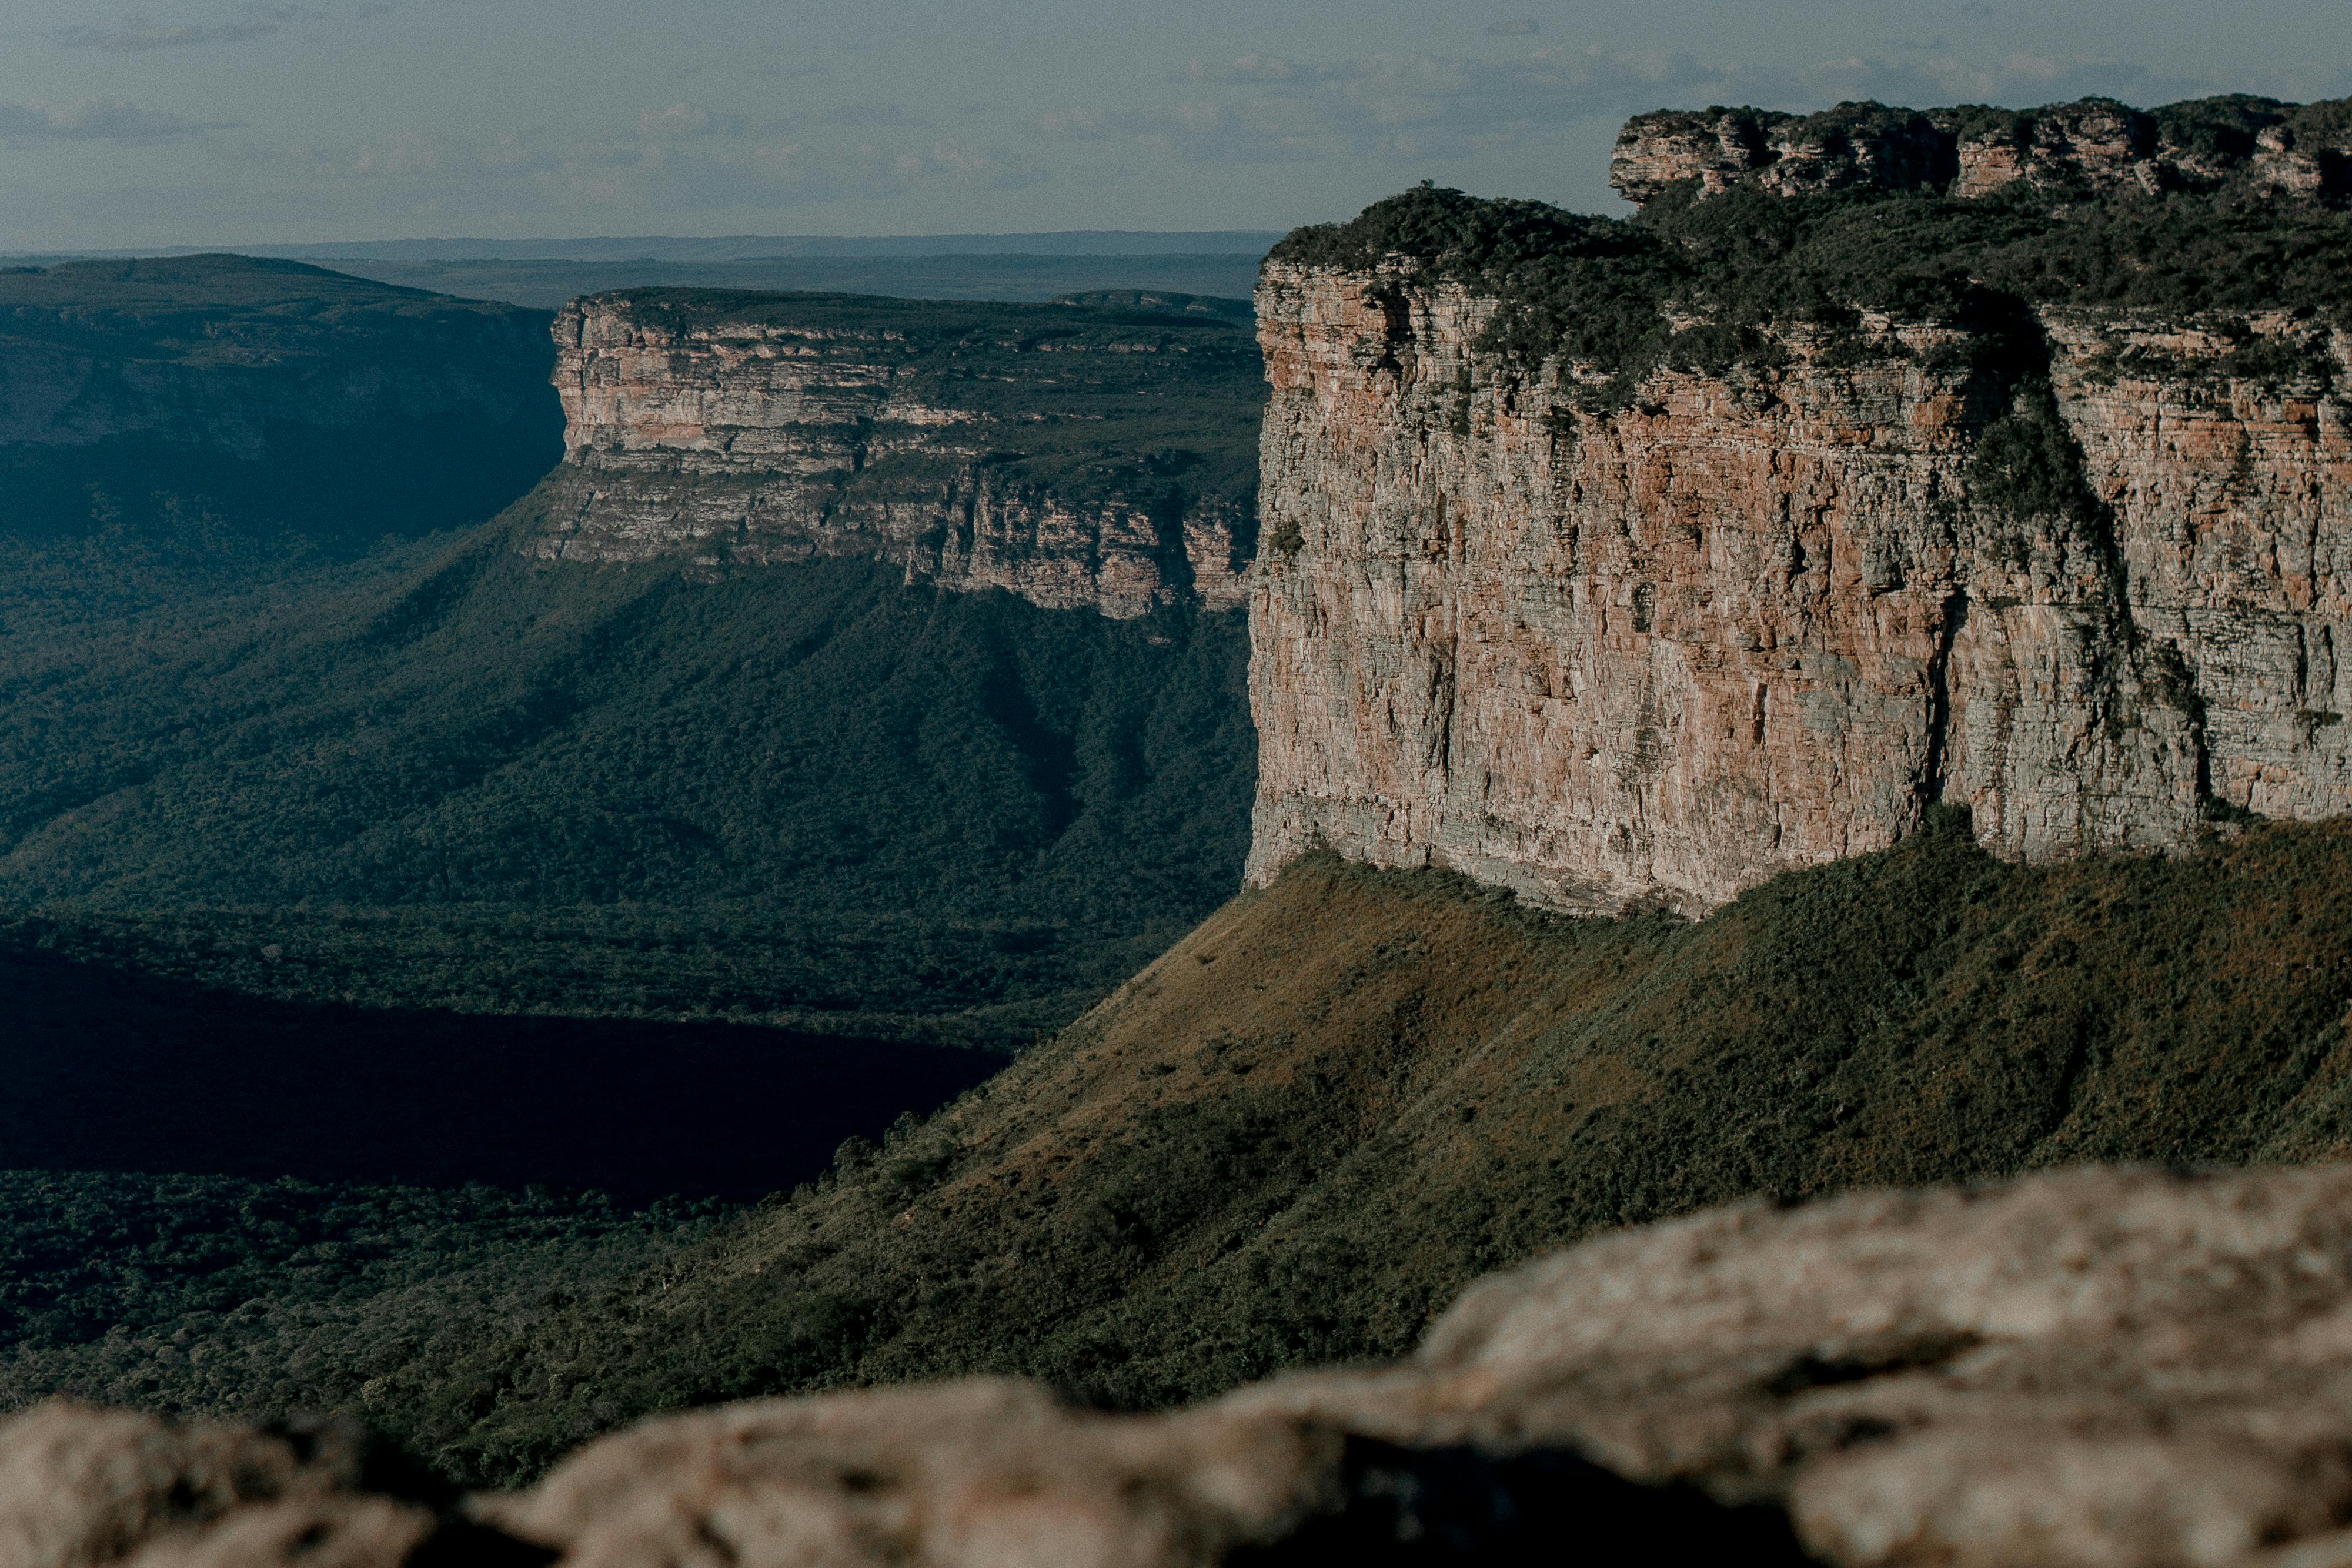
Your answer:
(1247, 263), (2352, 912)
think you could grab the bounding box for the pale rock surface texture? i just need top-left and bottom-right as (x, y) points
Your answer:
(1245, 262), (2352, 914)
(532, 295), (1257, 617)
(0, 1407), (512, 1568)
(36, 1166), (2352, 1565)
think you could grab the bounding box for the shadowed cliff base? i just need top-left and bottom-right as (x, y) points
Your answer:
(204, 808), (2352, 1486)
(0, 940), (994, 1201)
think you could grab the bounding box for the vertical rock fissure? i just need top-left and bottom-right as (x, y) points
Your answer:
(1918, 590), (1968, 808)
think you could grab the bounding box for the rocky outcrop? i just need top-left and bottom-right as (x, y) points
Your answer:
(0, 1406), (524, 1568)
(1611, 95), (2352, 205)
(533, 293), (1259, 616)
(40, 1164), (2352, 1566)
(1245, 264), (2352, 913)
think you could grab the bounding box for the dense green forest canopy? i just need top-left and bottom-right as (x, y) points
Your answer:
(0, 508), (1255, 1040)
(0, 1171), (725, 1427)
(0, 255), (563, 573)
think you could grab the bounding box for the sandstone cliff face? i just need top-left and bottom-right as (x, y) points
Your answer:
(1610, 96), (2352, 206)
(1247, 265), (2352, 912)
(534, 293), (1259, 617)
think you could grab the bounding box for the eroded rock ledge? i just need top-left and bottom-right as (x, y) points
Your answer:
(530, 292), (1261, 618)
(28, 1164), (2352, 1566)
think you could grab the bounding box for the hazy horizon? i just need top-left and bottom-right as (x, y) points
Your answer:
(3, 1), (2348, 255)
(0, 229), (1287, 263)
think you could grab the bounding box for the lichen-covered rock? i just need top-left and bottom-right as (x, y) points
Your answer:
(496, 1165), (2352, 1568)
(533, 294), (1258, 617)
(480, 1380), (1342, 1568)
(1244, 259), (2352, 913)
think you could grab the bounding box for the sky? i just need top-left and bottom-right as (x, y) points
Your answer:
(2, 0), (2348, 252)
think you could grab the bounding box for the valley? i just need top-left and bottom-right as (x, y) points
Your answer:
(6, 86), (2352, 1568)
(0, 265), (1262, 1042)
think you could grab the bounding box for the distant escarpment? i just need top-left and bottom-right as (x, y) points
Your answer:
(535, 289), (1263, 616)
(0, 255), (560, 567)
(1611, 93), (2352, 205)
(1250, 95), (2352, 915)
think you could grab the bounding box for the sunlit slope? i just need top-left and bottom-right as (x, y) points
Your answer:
(369, 814), (2352, 1483)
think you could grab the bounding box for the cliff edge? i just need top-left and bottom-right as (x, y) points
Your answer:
(533, 289), (1261, 616)
(1248, 96), (2352, 914)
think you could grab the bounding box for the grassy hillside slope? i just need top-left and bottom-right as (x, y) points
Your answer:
(0, 500), (1255, 1039)
(309, 812), (2352, 1484)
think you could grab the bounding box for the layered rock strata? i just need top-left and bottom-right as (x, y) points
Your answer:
(36, 1164), (2352, 1566)
(1247, 261), (2352, 914)
(1611, 95), (2352, 205)
(533, 293), (1260, 616)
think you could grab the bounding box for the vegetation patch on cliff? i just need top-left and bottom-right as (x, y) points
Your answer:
(1269, 170), (2352, 407)
(35, 811), (2352, 1485)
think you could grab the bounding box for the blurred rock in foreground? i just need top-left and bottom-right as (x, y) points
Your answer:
(30, 1164), (2352, 1566)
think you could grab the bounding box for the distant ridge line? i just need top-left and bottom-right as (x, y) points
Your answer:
(5, 231), (1284, 265)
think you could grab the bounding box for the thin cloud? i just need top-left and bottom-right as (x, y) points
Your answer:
(1074, 44), (2230, 173)
(636, 104), (748, 140)
(0, 99), (228, 145)
(1180, 54), (1354, 86)
(1486, 19), (1541, 36)
(58, 6), (302, 51)
(272, 117), (1041, 219)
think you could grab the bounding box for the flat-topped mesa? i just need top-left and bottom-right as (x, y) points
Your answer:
(1248, 178), (2352, 915)
(533, 290), (1263, 616)
(1611, 95), (2352, 206)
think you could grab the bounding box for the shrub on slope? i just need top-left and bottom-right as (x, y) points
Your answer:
(0, 1173), (721, 1425)
(330, 811), (2352, 1484)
